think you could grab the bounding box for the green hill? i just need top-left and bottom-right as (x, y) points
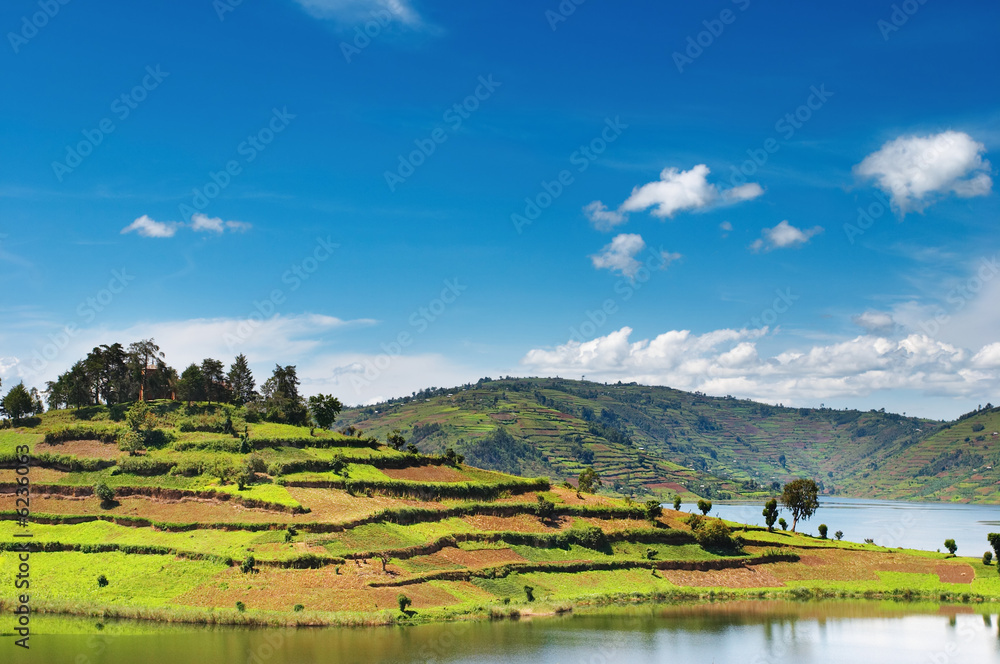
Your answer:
(339, 377), (999, 503)
(1, 400), (998, 627)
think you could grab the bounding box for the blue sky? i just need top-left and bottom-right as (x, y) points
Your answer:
(1, 0), (998, 419)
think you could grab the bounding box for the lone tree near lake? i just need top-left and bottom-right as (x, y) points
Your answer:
(780, 479), (819, 532)
(762, 498), (779, 532)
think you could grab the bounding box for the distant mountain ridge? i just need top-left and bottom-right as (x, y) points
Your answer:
(340, 377), (1000, 503)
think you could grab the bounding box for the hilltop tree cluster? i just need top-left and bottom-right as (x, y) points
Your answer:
(37, 339), (341, 429)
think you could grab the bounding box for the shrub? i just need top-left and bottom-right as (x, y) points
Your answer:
(293, 604), (304, 612)
(778, 518), (788, 531)
(684, 513), (705, 531)
(94, 481), (115, 506)
(694, 520), (742, 553)
(524, 585), (535, 602)
(944, 539), (958, 555)
(240, 555), (257, 574)
(235, 602), (246, 613)
(971, 423), (985, 432)
(983, 551), (993, 566)
(536, 495), (556, 521)
(835, 530), (844, 541)
(573, 525), (608, 551)
(697, 499), (712, 515)
(818, 524), (828, 539)
(645, 548), (657, 560)
(397, 594), (412, 613)
(672, 495), (682, 511)
(96, 574), (109, 588)
(118, 457), (176, 476)
(988, 533), (1000, 560)
(645, 500), (664, 523)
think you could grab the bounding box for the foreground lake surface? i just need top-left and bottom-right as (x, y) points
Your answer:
(712, 497), (1000, 553)
(15, 602), (1000, 664)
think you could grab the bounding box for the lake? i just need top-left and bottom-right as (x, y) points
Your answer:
(709, 496), (1000, 553)
(11, 602), (1000, 664)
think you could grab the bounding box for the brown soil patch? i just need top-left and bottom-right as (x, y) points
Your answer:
(769, 548), (976, 585)
(547, 487), (619, 507)
(286, 488), (441, 523)
(662, 566), (783, 589)
(935, 563), (975, 584)
(461, 513), (564, 533)
(0, 468), (76, 484)
(646, 482), (687, 494)
(578, 517), (651, 533)
(381, 466), (470, 482)
(415, 546), (526, 570)
(25, 494), (299, 524)
(173, 564), (466, 612)
(34, 439), (122, 460)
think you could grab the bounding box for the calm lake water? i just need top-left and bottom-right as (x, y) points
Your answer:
(710, 497), (1000, 553)
(11, 603), (1000, 664)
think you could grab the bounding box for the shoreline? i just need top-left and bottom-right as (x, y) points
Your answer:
(7, 585), (1000, 633)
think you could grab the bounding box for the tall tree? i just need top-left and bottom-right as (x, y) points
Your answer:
(127, 339), (164, 401)
(260, 364), (307, 425)
(177, 364), (206, 404)
(762, 498), (779, 532)
(2, 382), (34, 421)
(200, 358), (227, 404)
(308, 394), (343, 430)
(780, 479), (820, 532)
(227, 354), (256, 405)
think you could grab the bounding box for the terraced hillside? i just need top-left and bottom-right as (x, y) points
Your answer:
(843, 405), (1000, 502)
(339, 377), (968, 501)
(3, 401), (997, 626)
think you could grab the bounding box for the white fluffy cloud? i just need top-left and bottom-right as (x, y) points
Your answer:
(855, 131), (993, 213)
(293, 0), (420, 24)
(582, 201), (627, 231)
(120, 215), (178, 238)
(521, 326), (1000, 408)
(750, 220), (823, 252)
(584, 164), (763, 229)
(121, 214), (251, 238)
(590, 233), (680, 279)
